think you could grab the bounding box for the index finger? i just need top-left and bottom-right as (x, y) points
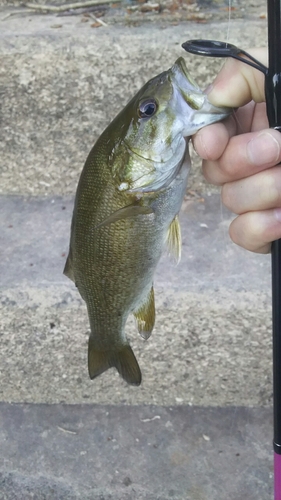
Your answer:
(207, 48), (267, 108)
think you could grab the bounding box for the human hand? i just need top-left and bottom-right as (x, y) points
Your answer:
(193, 49), (281, 254)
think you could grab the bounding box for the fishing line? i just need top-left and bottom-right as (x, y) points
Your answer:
(183, 7), (281, 496)
(226, 0), (232, 44)
(220, 0), (233, 255)
(219, 2), (253, 257)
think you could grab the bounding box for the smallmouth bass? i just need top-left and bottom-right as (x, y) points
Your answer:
(64, 57), (230, 386)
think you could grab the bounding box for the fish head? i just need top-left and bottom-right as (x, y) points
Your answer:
(111, 57), (231, 192)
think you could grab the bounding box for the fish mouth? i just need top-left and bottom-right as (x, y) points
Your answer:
(171, 57), (201, 91)
(170, 57), (232, 135)
(170, 57), (206, 111)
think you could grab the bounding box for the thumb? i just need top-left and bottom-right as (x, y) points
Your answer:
(207, 48), (267, 108)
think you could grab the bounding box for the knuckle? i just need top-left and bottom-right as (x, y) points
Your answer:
(202, 161), (223, 185)
(228, 217), (242, 246)
(229, 213), (261, 250)
(219, 156), (236, 178)
(221, 183), (233, 210)
(260, 171), (281, 207)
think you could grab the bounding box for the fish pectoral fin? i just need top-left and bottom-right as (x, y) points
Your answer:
(88, 339), (142, 386)
(94, 204), (154, 229)
(133, 286), (155, 340)
(63, 252), (75, 282)
(166, 214), (182, 263)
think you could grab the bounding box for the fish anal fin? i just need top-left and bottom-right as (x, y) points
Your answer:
(133, 286), (155, 340)
(94, 204), (153, 230)
(166, 214), (181, 263)
(88, 339), (142, 386)
(63, 252), (75, 282)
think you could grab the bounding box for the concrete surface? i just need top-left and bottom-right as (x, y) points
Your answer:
(0, 403), (273, 500)
(0, 3), (275, 499)
(0, 13), (267, 197)
(0, 194), (272, 406)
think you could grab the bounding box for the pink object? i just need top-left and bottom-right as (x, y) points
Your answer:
(275, 453), (281, 500)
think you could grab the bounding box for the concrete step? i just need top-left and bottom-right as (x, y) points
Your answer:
(0, 194), (272, 406)
(0, 403), (273, 500)
(0, 8), (273, 499)
(0, 194), (273, 499)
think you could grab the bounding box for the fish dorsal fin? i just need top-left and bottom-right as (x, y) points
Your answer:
(166, 215), (181, 263)
(94, 204), (153, 229)
(133, 286), (155, 340)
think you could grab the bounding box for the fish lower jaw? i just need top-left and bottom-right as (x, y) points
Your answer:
(182, 111), (230, 137)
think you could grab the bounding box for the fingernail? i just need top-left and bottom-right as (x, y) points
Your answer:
(193, 130), (208, 158)
(247, 132), (281, 166)
(274, 208), (281, 222)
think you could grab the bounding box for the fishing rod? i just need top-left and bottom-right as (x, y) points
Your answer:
(267, 3), (281, 498)
(182, 1), (281, 498)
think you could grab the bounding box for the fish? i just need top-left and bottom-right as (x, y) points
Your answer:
(64, 57), (231, 386)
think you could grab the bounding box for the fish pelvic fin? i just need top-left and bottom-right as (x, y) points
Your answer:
(133, 286), (155, 340)
(63, 251), (75, 282)
(88, 338), (142, 386)
(166, 214), (181, 263)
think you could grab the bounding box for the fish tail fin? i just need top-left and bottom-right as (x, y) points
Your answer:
(88, 338), (142, 386)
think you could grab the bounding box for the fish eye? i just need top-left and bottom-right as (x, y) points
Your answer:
(138, 99), (158, 118)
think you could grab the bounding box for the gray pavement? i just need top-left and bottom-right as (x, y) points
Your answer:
(0, 3), (274, 499)
(0, 403), (274, 500)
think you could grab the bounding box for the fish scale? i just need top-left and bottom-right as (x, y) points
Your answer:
(64, 57), (231, 386)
